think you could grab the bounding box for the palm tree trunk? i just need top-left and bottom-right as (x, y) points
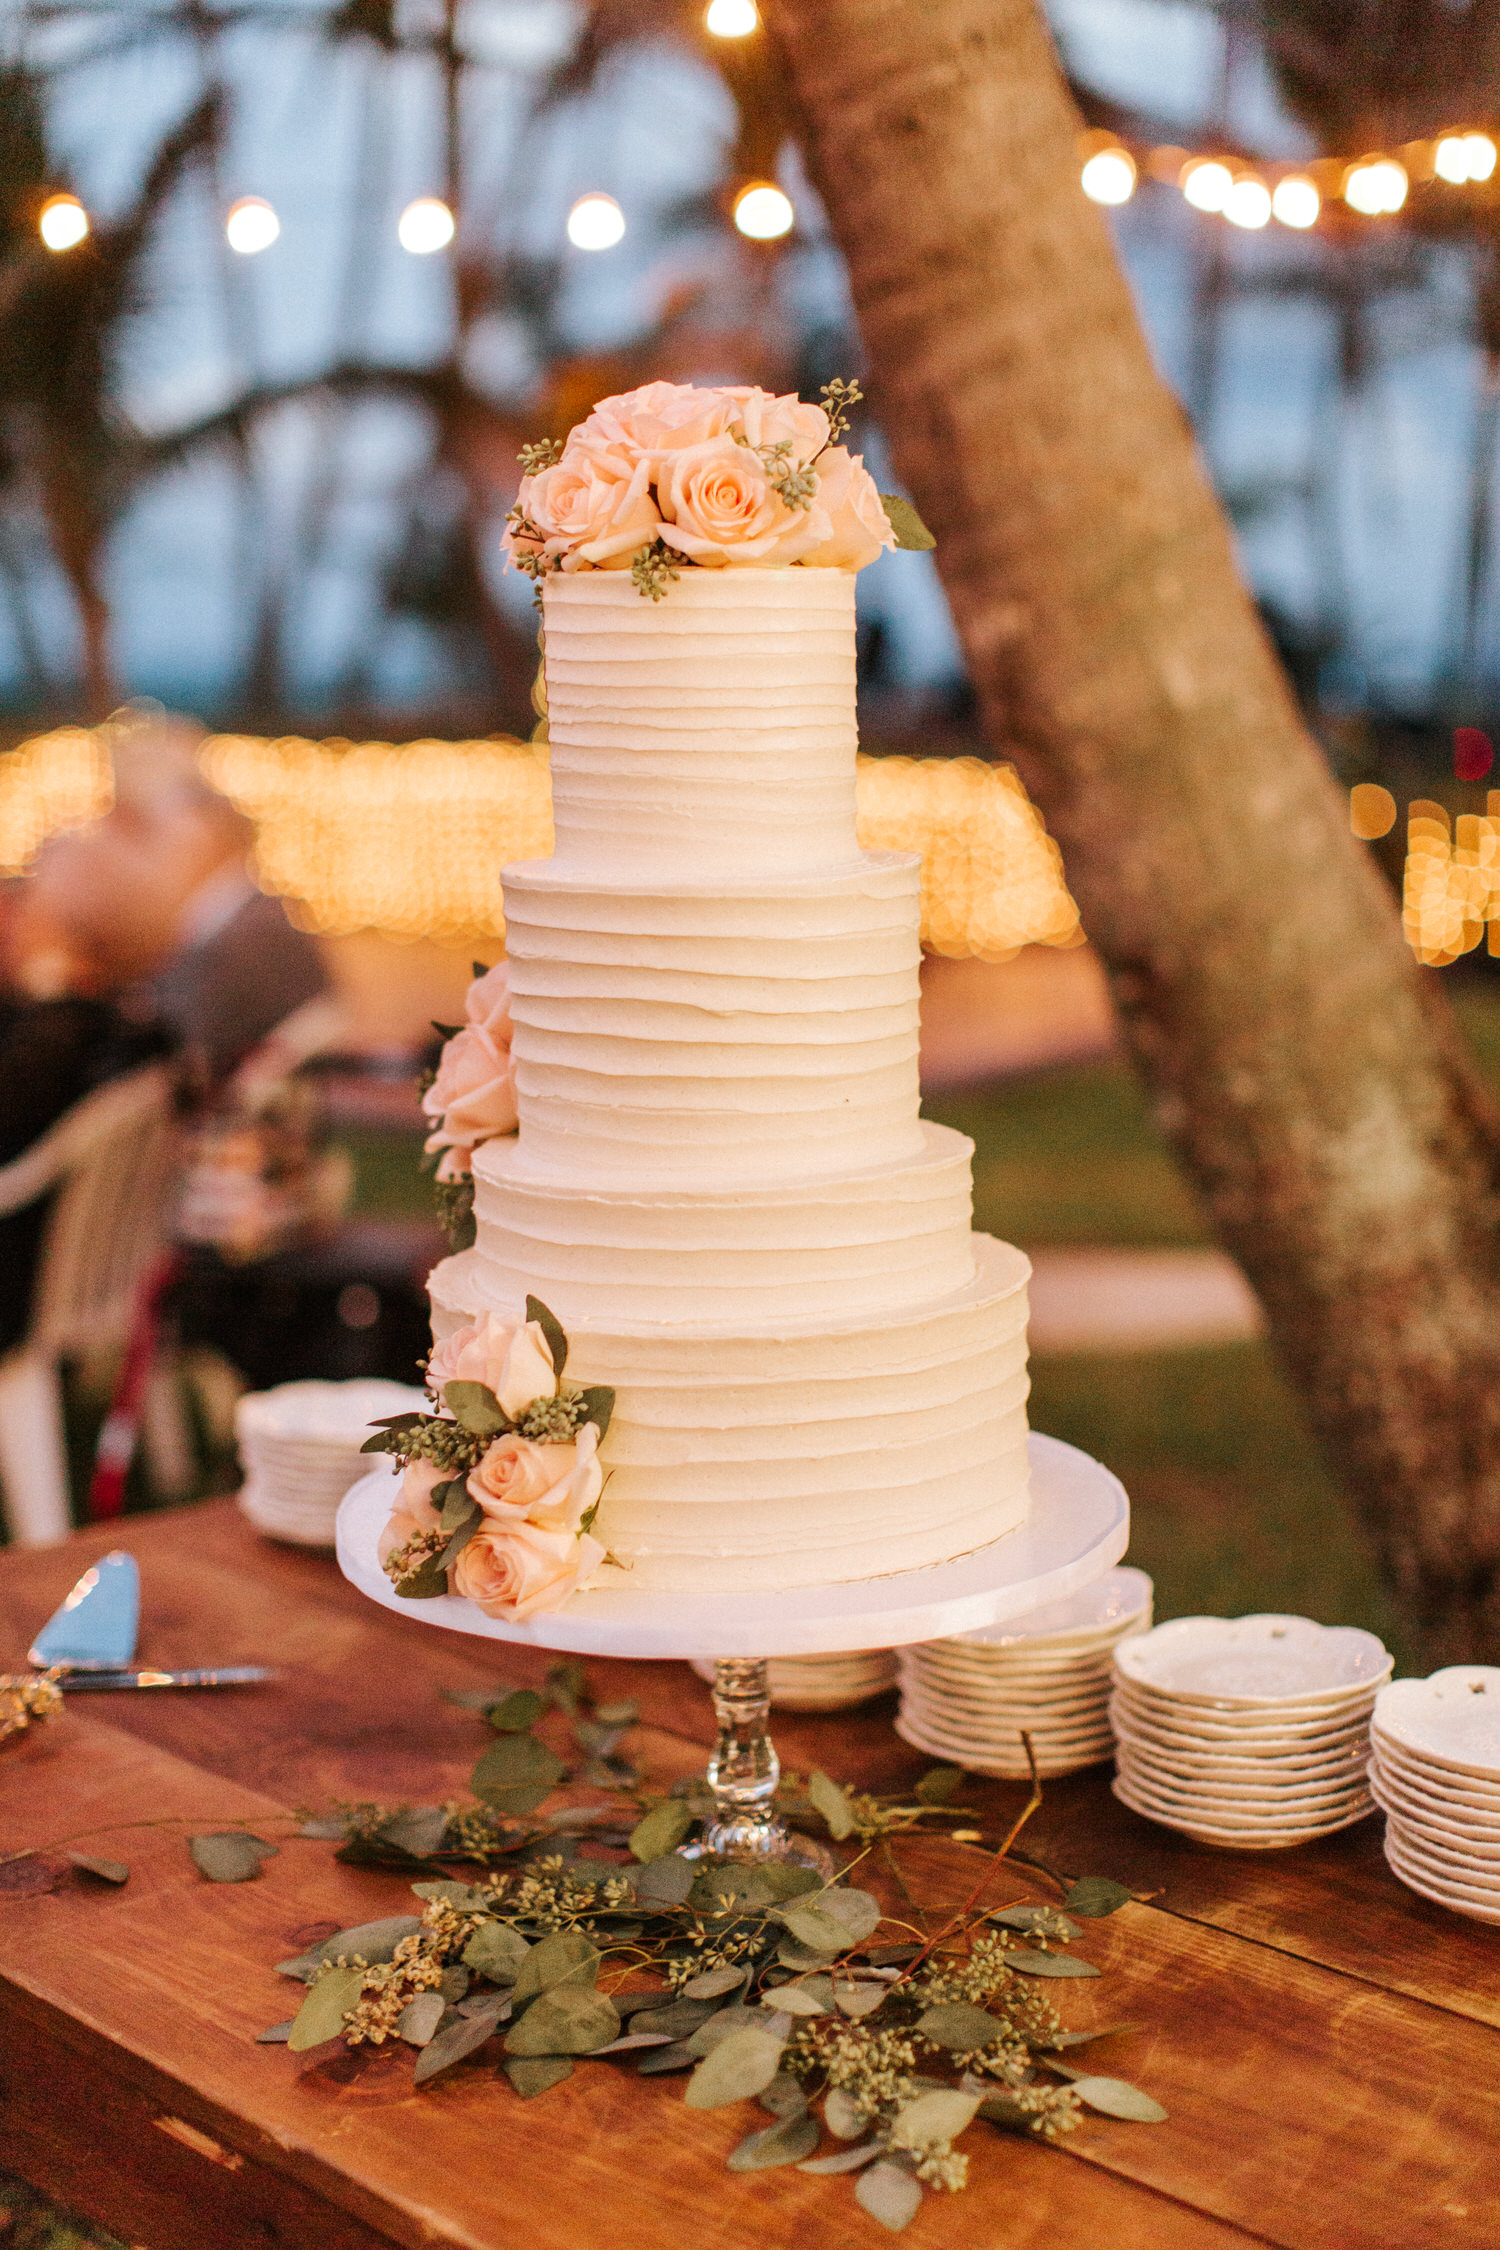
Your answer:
(767, 0), (1500, 1663)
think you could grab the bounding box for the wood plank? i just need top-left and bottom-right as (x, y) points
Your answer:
(4, 1504), (1490, 2036)
(0, 1719), (1255, 2250)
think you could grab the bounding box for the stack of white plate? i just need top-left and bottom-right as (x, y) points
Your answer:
(893, 1567), (1154, 1778)
(690, 1651), (898, 1711)
(1111, 1614), (1392, 1848)
(237, 1379), (426, 1548)
(1370, 1668), (1500, 1923)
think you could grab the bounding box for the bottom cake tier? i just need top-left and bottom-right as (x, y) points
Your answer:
(428, 1234), (1032, 1593)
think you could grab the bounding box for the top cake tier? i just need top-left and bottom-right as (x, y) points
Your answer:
(542, 568), (860, 882)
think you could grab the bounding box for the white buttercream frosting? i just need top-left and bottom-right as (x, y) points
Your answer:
(427, 565), (1035, 1593)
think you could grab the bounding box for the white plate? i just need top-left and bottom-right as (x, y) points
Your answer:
(1369, 1738), (1500, 1813)
(1113, 1759), (1371, 1819)
(895, 1714), (1113, 1778)
(1384, 1825), (1500, 1905)
(898, 1680), (1111, 1720)
(1113, 1615), (1392, 1707)
(1383, 1811), (1500, 1878)
(1107, 1687), (1373, 1748)
(1114, 1738), (1372, 1790)
(900, 1693), (1113, 1740)
(1381, 1836), (1500, 1923)
(944, 1567), (1154, 1647)
(1368, 1775), (1500, 1854)
(1111, 1714), (1371, 1770)
(1372, 1670), (1500, 1782)
(1112, 1775), (1373, 1847)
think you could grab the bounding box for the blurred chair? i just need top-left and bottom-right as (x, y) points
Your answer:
(0, 1062), (179, 1543)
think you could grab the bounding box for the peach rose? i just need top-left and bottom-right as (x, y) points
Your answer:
(719, 384), (830, 465)
(377, 1457), (446, 1566)
(422, 1022), (517, 1179)
(426, 1313), (556, 1418)
(452, 1515), (606, 1620)
(800, 447), (897, 571)
(523, 449), (661, 571)
(467, 1423), (601, 1533)
(656, 436), (832, 567)
(465, 960), (513, 1040)
(572, 380), (736, 461)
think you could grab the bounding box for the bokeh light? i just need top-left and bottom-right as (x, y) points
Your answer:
(566, 193), (626, 251)
(398, 197), (455, 254)
(38, 194), (88, 252)
(1344, 159), (1407, 215)
(1350, 783), (1397, 840)
(1464, 133), (1498, 183)
(1436, 133), (1496, 185)
(1181, 160), (1234, 213)
(1271, 175), (1320, 229)
(225, 196), (279, 255)
(1224, 176), (1272, 229)
(1455, 726), (1494, 781)
(733, 182), (795, 240)
(705, 0), (759, 33)
(1081, 148), (1136, 206)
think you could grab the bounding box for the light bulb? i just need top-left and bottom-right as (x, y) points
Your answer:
(1344, 159), (1407, 215)
(566, 193), (626, 251)
(1272, 175), (1320, 229)
(1224, 175), (1271, 229)
(225, 196), (280, 255)
(398, 197), (455, 254)
(1436, 134), (1471, 184)
(1080, 148), (1136, 206)
(1182, 160), (1233, 213)
(705, 0), (759, 33)
(1465, 132), (1497, 183)
(39, 194), (88, 251)
(733, 182), (794, 240)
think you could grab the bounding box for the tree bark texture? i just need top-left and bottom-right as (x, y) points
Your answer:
(766, 0), (1500, 1662)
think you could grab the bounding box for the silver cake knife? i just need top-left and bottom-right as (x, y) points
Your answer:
(27, 1553), (274, 1688)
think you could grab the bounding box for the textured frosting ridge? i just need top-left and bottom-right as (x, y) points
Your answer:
(431, 566), (1034, 1592)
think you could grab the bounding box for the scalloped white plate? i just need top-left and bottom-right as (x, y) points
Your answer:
(1371, 1669), (1500, 1782)
(1113, 1615), (1392, 1706)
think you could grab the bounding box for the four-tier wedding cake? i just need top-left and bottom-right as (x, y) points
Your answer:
(372, 381), (1035, 1619)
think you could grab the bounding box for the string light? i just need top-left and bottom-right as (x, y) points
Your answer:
(0, 728), (112, 875)
(566, 193), (625, 251)
(1435, 132), (1496, 185)
(732, 182), (794, 240)
(1080, 147), (1136, 206)
(1272, 175), (1320, 230)
(225, 197), (279, 255)
(38, 194), (88, 251)
(1343, 159), (1407, 215)
(1182, 160), (1234, 213)
(398, 197), (455, 254)
(1349, 783), (1397, 839)
(1224, 175), (1272, 229)
(704, 0), (759, 33)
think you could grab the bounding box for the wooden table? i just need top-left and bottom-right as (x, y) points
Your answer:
(0, 1503), (1492, 2250)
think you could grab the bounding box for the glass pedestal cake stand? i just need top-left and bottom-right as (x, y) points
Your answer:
(336, 1431), (1128, 1882)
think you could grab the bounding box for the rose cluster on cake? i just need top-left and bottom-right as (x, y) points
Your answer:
(421, 960), (517, 1184)
(367, 1299), (613, 1621)
(502, 377), (904, 596)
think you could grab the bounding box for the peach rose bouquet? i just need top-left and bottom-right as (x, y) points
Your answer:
(422, 961), (518, 1187)
(368, 1295), (612, 1621)
(502, 376), (928, 598)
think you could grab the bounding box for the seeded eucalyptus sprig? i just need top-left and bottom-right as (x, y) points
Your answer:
(819, 375), (864, 445)
(518, 437), (565, 474)
(630, 538), (682, 599)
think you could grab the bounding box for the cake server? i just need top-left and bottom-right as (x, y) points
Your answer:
(28, 1551), (140, 1671)
(55, 1666), (274, 1692)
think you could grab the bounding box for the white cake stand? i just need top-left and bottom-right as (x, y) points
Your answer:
(337, 1431), (1127, 1876)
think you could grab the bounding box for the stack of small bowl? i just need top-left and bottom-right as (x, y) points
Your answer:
(1370, 1667), (1500, 1923)
(237, 1379), (426, 1548)
(1110, 1613), (1392, 1848)
(894, 1567), (1154, 1779)
(691, 1650), (898, 1711)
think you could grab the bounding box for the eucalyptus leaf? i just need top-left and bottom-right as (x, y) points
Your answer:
(1064, 1877), (1133, 1918)
(879, 494), (936, 552)
(504, 1984), (620, 2056)
(471, 1731), (565, 1818)
(798, 2143), (882, 2175)
(778, 1937), (841, 1971)
(459, 1994), (513, 2021)
(991, 1904), (1081, 1938)
(443, 1380), (508, 1435)
(630, 1996), (721, 2041)
(815, 1886), (882, 1941)
(726, 2114), (820, 2171)
(1006, 1949), (1100, 1979)
(756, 1862), (824, 1901)
(506, 2055), (573, 2098)
(438, 1965), (470, 2003)
(256, 2020), (294, 2043)
(393, 1548), (450, 1599)
(628, 1799), (694, 1863)
(189, 1833), (277, 1883)
(463, 1921), (532, 1985)
(833, 1982), (889, 2019)
(894, 2089), (981, 2145)
(775, 1904), (852, 1954)
(489, 1688), (546, 1733)
(684, 1965), (748, 2000)
(396, 1992), (447, 2047)
(774, 1985), (827, 2017)
(592, 2032), (675, 2055)
(914, 1765), (964, 1805)
(684, 2006), (764, 2057)
(825, 2086), (870, 2140)
(977, 2091), (1036, 2131)
(693, 1865), (777, 1914)
(297, 1814), (351, 1840)
(510, 1927), (599, 2005)
(683, 2028), (785, 2109)
(808, 1770), (856, 1840)
(438, 1481), (479, 1534)
(914, 2003), (1008, 2051)
(627, 1852), (696, 1906)
(377, 1806), (449, 1859)
(1068, 2075), (1168, 2123)
(436, 1506), (484, 1574)
(592, 1698), (639, 1726)
(758, 2074), (808, 2119)
(412, 1880), (490, 1909)
(67, 1853), (128, 1883)
(316, 1916), (422, 1965)
(413, 2000), (508, 2084)
(275, 1951), (323, 1984)
(636, 2041), (697, 2075)
(856, 2161), (923, 2232)
(287, 1966), (364, 2051)
(526, 1295), (569, 1378)
(1047, 2021), (1143, 2050)
(570, 1383), (614, 1442)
